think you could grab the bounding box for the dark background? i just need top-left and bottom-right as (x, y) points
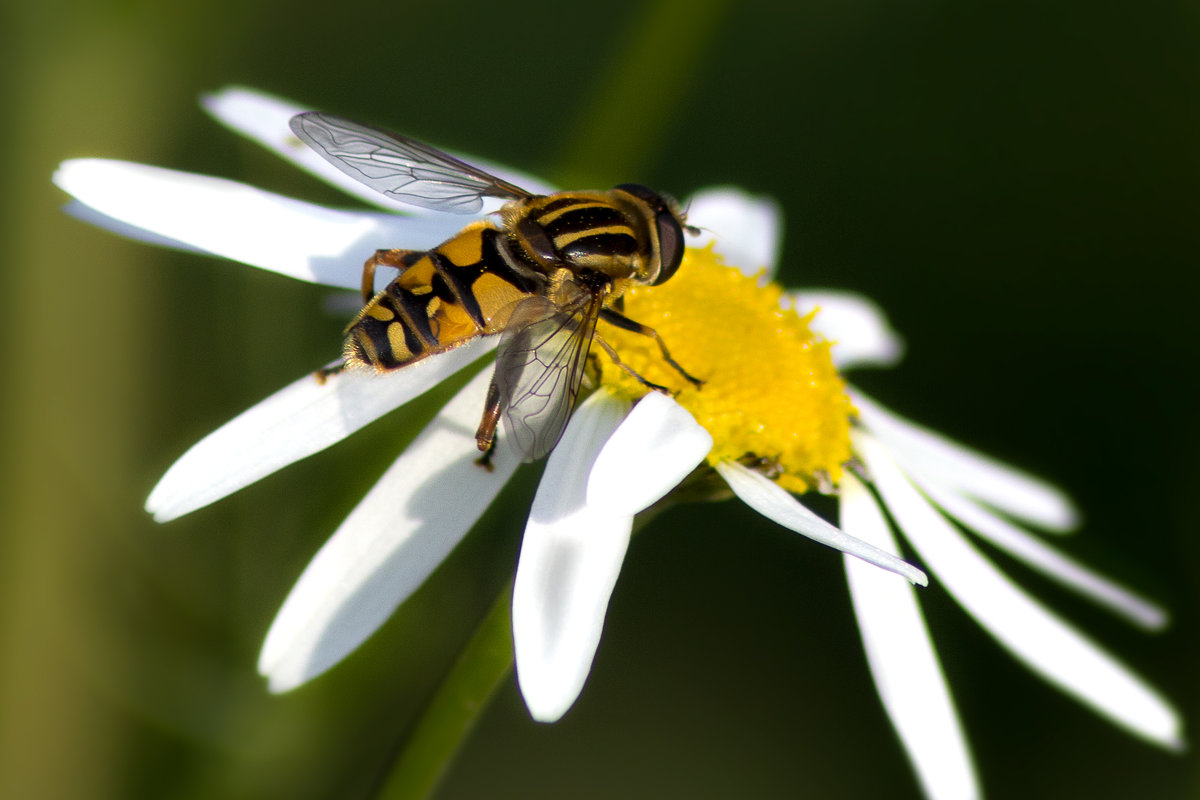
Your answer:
(2, 0), (1197, 797)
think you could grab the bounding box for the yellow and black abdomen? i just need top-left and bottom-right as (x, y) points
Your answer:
(345, 222), (542, 370)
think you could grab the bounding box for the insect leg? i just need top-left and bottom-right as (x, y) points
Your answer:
(598, 307), (704, 387)
(475, 375), (503, 458)
(592, 334), (672, 394)
(313, 361), (347, 385)
(361, 249), (420, 304)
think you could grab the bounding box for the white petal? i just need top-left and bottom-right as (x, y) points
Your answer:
(842, 475), (980, 800)
(513, 390), (634, 722)
(147, 339), (495, 521)
(53, 159), (465, 288)
(586, 392), (712, 515)
(202, 85), (556, 214)
(919, 477), (1168, 630)
(790, 290), (905, 369)
(63, 199), (209, 255)
(714, 460), (927, 586)
(259, 367), (521, 691)
(855, 431), (1183, 749)
(851, 388), (1081, 532)
(685, 187), (783, 277)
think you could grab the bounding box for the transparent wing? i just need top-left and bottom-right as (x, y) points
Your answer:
(289, 112), (535, 214)
(493, 287), (604, 462)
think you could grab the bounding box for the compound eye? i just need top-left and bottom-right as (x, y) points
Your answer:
(652, 210), (685, 285)
(615, 183), (660, 205)
(615, 184), (686, 285)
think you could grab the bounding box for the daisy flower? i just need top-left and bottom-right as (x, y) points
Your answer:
(54, 86), (1181, 799)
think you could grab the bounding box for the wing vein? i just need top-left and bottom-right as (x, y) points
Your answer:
(290, 112), (534, 213)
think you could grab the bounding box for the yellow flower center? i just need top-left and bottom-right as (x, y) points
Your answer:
(598, 245), (854, 494)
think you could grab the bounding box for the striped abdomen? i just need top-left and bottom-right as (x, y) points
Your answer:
(344, 222), (541, 369)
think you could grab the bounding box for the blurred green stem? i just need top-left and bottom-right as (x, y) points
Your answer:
(555, 0), (731, 185)
(372, 503), (677, 800)
(374, 581), (515, 800)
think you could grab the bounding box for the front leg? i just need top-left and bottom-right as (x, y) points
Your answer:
(598, 307), (704, 388)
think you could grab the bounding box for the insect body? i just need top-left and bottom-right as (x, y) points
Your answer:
(291, 112), (701, 462)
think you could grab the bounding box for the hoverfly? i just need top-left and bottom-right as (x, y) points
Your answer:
(291, 112), (702, 462)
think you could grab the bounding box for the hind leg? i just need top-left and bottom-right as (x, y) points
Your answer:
(360, 249), (420, 304)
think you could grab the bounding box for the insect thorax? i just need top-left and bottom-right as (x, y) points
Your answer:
(506, 190), (654, 283)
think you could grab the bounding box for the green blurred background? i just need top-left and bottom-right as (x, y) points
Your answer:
(3, 0), (1198, 797)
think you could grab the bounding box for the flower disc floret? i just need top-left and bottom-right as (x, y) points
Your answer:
(598, 246), (854, 493)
